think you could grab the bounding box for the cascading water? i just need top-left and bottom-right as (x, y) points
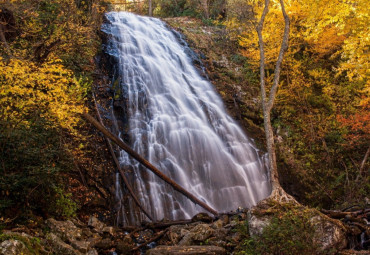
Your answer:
(101, 12), (271, 225)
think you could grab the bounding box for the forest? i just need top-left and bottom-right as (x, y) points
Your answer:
(0, 0), (369, 254)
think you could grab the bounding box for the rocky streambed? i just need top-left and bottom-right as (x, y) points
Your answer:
(1, 197), (368, 254)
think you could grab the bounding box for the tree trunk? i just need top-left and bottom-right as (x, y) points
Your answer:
(148, 0), (153, 16)
(257, 0), (290, 191)
(83, 112), (218, 216)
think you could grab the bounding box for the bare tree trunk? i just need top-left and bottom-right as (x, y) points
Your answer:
(83, 112), (218, 216)
(356, 146), (370, 182)
(201, 0), (209, 19)
(257, 0), (290, 191)
(148, 0), (153, 16)
(0, 23), (11, 56)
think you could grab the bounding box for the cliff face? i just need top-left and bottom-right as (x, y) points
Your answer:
(164, 17), (266, 149)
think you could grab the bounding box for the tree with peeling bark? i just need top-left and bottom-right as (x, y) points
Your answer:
(257, 0), (290, 193)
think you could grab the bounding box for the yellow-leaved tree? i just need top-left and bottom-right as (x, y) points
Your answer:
(0, 57), (87, 132)
(225, 0), (369, 206)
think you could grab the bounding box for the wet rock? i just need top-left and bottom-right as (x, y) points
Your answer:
(88, 216), (106, 233)
(82, 227), (94, 238)
(146, 245), (226, 255)
(94, 238), (113, 250)
(133, 229), (154, 244)
(45, 233), (82, 255)
(116, 235), (135, 254)
(87, 237), (102, 247)
(71, 240), (90, 253)
(102, 226), (115, 236)
(0, 240), (30, 255)
(87, 249), (99, 255)
(311, 214), (348, 251)
(220, 215), (229, 225)
(212, 228), (229, 240)
(211, 219), (224, 229)
(179, 224), (214, 245)
(46, 218), (82, 243)
(191, 213), (213, 223)
(161, 225), (190, 245)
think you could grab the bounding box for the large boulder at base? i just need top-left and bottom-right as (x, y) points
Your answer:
(46, 218), (82, 243)
(248, 195), (348, 253)
(146, 245), (226, 255)
(0, 240), (30, 255)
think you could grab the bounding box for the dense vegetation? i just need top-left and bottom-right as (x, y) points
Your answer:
(0, 0), (108, 224)
(0, 0), (368, 244)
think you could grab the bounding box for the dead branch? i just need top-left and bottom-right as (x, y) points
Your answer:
(83, 112), (218, 216)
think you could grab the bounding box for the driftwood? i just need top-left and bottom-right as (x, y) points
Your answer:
(83, 112), (218, 216)
(92, 94), (154, 222)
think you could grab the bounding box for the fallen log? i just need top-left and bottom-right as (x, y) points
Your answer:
(83, 112), (218, 216)
(142, 219), (193, 229)
(321, 208), (370, 219)
(92, 94), (153, 222)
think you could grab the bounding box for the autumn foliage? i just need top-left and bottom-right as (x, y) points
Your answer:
(0, 0), (108, 223)
(225, 0), (369, 207)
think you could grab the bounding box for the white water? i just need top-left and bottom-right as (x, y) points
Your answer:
(102, 12), (271, 224)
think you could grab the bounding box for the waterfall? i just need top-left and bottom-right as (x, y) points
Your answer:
(101, 12), (271, 225)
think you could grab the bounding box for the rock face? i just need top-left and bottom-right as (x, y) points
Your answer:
(179, 224), (215, 245)
(45, 233), (82, 255)
(247, 196), (348, 253)
(146, 245), (227, 255)
(311, 215), (348, 251)
(46, 218), (82, 243)
(0, 240), (30, 255)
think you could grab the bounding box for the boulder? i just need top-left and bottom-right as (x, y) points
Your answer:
(247, 213), (270, 236)
(146, 245), (226, 255)
(94, 238), (113, 250)
(179, 224), (215, 246)
(87, 249), (99, 255)
(46, 218), (82, 243)
(71, 240), (90, 253)
(116, 235), (135, 254)
(191, 213), (213, 223)
(88, 216), (106, 233)
(102, 226), (115, 236)
(161, 225), (190, 245)
(247, 196), (348, 253)
(45, 233), (82, 255)
(311, 214), (348, 251)
(0, 240), (30, 255)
